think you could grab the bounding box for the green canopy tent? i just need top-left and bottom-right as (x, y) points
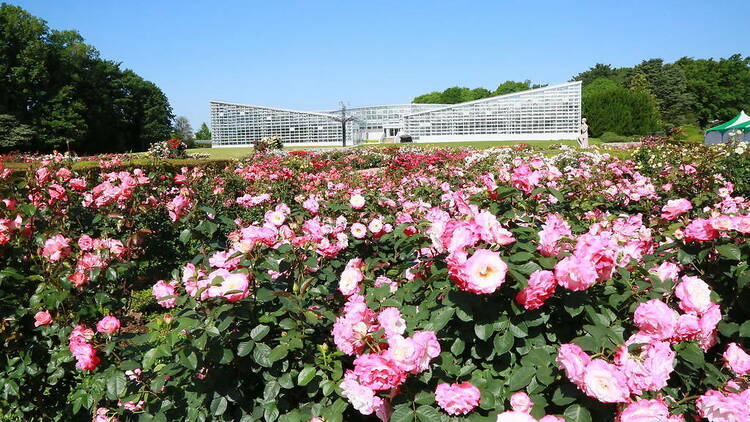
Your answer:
(705, 111), (750, 144)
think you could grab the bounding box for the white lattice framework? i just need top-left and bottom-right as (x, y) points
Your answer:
(210, 82), (581, 147)
(403, 82), (581, 142)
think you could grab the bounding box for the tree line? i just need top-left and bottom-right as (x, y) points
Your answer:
(413, 55), (750, 138)
(0, 3), (173, 154)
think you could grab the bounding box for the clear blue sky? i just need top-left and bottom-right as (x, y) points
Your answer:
(9, 0), (750, 131)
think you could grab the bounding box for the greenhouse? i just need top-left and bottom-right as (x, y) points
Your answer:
(704, 111), (750, 144)
(210, 81), (582, 147)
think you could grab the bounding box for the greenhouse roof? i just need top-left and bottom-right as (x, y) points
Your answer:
(706, 111), (750, 132)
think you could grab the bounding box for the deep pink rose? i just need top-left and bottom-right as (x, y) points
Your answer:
(34, 310), (53, 327)
(96, 316), (121, 334)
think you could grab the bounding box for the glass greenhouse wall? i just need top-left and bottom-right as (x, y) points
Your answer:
(210, 82), (581, 147)
(404, 82), (581, 142)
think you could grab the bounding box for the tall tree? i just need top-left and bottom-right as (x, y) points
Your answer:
(172, 116), (194, 142)
(675, 55), (750, 127)
(0, 3), (173, 153)
(195, 122), (211, 140)
(583, 77), (660, 137)
(572, 63), (628, 87)
(0, 114), (35, 151)
(627, 59), (693, 126)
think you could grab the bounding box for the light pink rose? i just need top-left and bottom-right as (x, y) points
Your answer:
(509, 391), (533, 413)
(683, 218), (719, 242)
(538, 417), (565, 422)
(152, 280), (178, 308)
(34, 310), (53, 327)
(554, 255), (598, 291)
(660, 198), (692, 220)
(723, 343), (750, 376)
(450, 249), (508, 294)
(556, 343), (591, 387)
(377, 307), (406, 338)
(339, 258), (364, 296)
(96, 316), (121, 334)
(350, 222), (367, 239)
(582, 359), (630, 403)
(349, 194), (365, 209)
(697, 389), (750, 422)
(633, 299), (678, 340)
(352, 353), (405, 391)
(340, 371), (383, 416)
(649, 262), (680, 282)
(617, 398), (670, 422)
(78, 234), (94, 251)
(614, 341), (675, 395)
(674, 275), (712, 314)
(495, 411), (537, 422)
(435, 382), (481, 415)
(42, 234), (72, 262)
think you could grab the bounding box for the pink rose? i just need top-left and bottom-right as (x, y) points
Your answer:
(515, 270), (556, 310)
(660, 198), (692, 220)
(218, 272), (250, 302)
(78, 234), (94, 251)
(42, 234), (72, 262)
(683, 218), (719, 242)
(614, 341), (675, 395)
(96, 316), (121, 334)
(377, 307), (406, 338)
(539, 417), (565, 422)
(582, 359), (630, 403)
(556, 343), (591, 386)
(697, 390), (750, 422)
(34, 310), (53, 327)
(350, 223), (367, 239)
(617, 398), (670, 422)
(649, 262), (680, 282)
(554, 255), (598, 291)
(349, 194), (365, 209)
(495, 411), (537, 422)
(340, 371), (383, 416)
(509, 391), (534, 413)
(674, 275), (712, 314)
(352, 353), (405, 391)
(339, 258), (364, 296)
(633, 299), (678, 340)
(450, 249), (508, 294)
(434, 382), (481, 415)
(152, 280), (178, 308)
(71, 342), (100, 371)
(723, 343), (750, 376)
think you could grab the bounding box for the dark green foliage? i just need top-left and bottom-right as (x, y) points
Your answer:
(0, 3), (173, 153)
(583, 78), (660, 137)
(412, 80), (545, 104)
(0, 114), (35, 151)
(574, 55), (750, 130)
(195, 122), (212, 140)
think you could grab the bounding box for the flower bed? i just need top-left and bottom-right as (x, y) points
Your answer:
(0, 144), (749, 422)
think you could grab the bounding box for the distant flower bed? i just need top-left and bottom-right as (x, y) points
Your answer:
(0, 144), (749, 421)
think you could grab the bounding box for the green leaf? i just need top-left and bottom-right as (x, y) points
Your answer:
(474, 323), (493, 341)
(297, 367), (316, 386)
(507, 365), (535, 390)
(253, 343), (272, 368)
(106, 372), (127, 399)
(390, 406), (415, 422)
(179, 229), (191, 243)
(425, 307), (455, 332)
(493, 331), (514, 356)
(210, 396), (227, 416)
(740, 320), (750, 337)
(415, 405), (441, 422)
(251, 325), (271, 341)
(181, 351), (198, 370)
(237, 341), (254, 357)
(142, 348), (158, 370)
(268, 345), (288, 363)
(676, 342), (705, 367)
(716, 244), (742, 261)
(563, 404), (592, 422)
(509, 252), (534, 263)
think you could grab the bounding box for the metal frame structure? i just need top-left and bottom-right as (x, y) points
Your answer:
(210, 81), (581, 147)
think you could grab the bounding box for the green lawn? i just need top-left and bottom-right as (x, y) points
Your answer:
(188, 139), (612, 159)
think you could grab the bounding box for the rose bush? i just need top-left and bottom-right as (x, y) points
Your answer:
(0, 144), (749, 421)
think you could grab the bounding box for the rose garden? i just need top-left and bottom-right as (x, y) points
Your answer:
(1, 139), (750, 422)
